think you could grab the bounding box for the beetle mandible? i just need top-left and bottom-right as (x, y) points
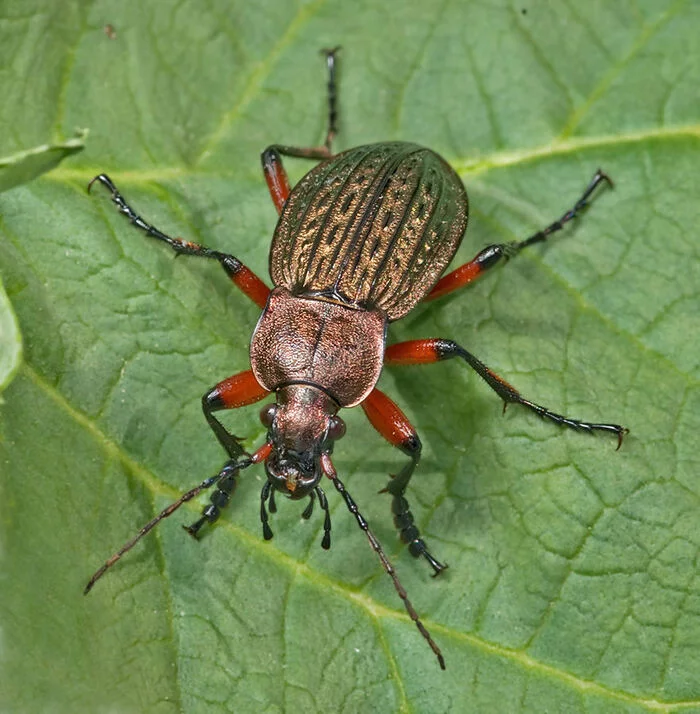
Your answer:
(85, 49), (627, 669)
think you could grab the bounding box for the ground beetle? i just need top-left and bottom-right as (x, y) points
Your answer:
(85, 49), (627, 669)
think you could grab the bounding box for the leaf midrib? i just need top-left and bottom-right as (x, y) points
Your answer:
(40, 121), (700, 192)
(19, 361), (699, 712)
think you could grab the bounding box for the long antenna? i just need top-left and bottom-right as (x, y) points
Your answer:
(84, 457), (251, 594)
(320, 453), (445, 669)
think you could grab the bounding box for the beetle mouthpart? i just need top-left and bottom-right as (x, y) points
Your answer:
(265, 450), (322, 500)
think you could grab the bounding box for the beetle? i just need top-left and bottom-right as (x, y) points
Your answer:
(84, 49), (627, 669)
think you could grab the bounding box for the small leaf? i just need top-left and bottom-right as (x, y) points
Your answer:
(0, 131), (86, 193)
(0, 278), (22, 392)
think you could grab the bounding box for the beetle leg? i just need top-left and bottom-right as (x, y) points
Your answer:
(427, 169), (612, 301)
(268, 487), (278, 514)
(185, 442), (271, 541)
(385, 339), (628, 448)
(301, 491), (316, 519)
(260, 481), (274, 540)
(316, 486), (332, 549)
(202, 370), (270, 459)
(320, 453), (446, 670)
(182, 460), (241, 538)
(260, 47), (341, 214)
(88, 174), (271, 308)
(361, 388), (447, 576)
(261, 149), (293, 214)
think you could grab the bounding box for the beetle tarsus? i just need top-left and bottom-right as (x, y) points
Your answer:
(361, 389), (448, 575)
(88, 173), (271, 307)
(182, 519), (206, 539)
(258, 41), (341, 186)
(386, 338), (627, 446)
(518, 168), (613, 252)
(84, 461), (242, 593)
(425, 552), (449, 578)
(183, 460), (242, 539)
(391, 491), (447, 576)
(427, 169), (613, 301)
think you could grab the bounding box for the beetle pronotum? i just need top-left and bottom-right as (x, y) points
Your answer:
(85, 49), (627, 669)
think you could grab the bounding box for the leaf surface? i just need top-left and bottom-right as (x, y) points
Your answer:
(0, 277), (21, 391)
(0, 133), (86, 193)
(1, 2), (699, 713)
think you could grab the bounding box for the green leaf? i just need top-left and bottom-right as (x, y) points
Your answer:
(0, 277), (22, 392)
(0, 130), (84, 393)
(1, 2), (699, 713)
(0, 132), (86, 194)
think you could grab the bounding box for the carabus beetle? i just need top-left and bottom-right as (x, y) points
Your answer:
(85, 49), (627, 669)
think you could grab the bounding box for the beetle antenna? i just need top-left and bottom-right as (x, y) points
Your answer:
(84, 457), (252, 594)
(320, 454), (445, 670)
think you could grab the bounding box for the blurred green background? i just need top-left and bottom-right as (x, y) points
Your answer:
(1, 1), (699, 712)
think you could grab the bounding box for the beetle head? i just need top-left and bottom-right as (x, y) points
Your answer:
(260, 384), (345, 499)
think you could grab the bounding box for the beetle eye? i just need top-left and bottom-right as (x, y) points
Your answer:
(260, 404), (277, 428)
(327, 416), (346, 441)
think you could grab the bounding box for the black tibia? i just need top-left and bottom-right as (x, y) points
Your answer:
(385, 435), (447, 577)
(328, 468), (445, 670)
(87, 174), (251, 286)
(433, 339), (628, 449)
(260, 46), (341, 168)
(202, 388), (246, 460)
(183, 460), (242, 538)
(474, 169), (613, 274)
